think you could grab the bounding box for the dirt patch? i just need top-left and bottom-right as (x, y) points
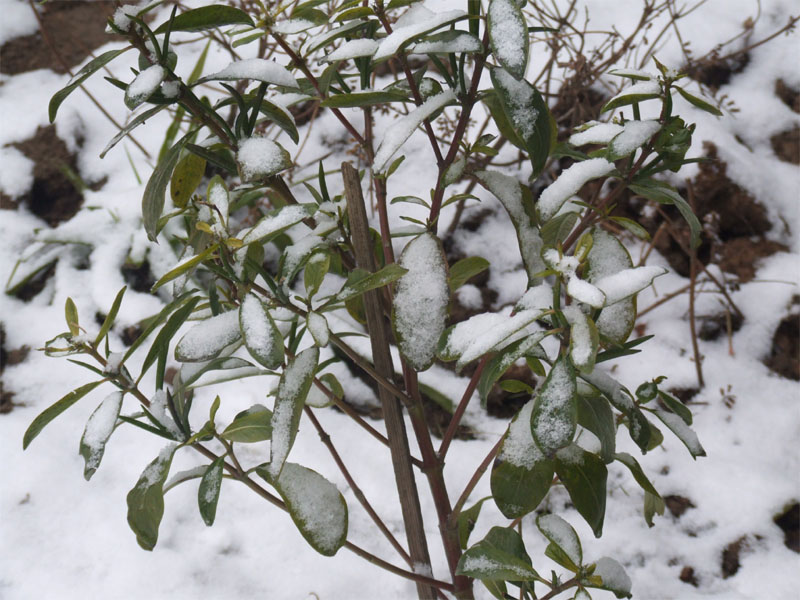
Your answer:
(721, 536), (747, 578)
(716, 237), (788, 283)
(774, 502), (800, 553)
(698, 310), (743, 342)
(764, 311), (800, 381)
(679, 566), (699, 587)
(775, 79), (800, 114)
(665, 495), (695, 518)
(686, 53), (750, 91)
(10, 126), (85, 226)
(771, 126), (800, 165)
(121, 260), (156, 294)
(0, 1), (118, 76)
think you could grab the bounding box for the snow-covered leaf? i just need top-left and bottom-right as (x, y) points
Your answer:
(23, 380), (104, 450)
(220, 405), (273, 443)
(236, 137), (292, 181)
(563, 306), (599, 372)
(538, 158), (615, 222)
(554, 444), (607, 537)
(239, 295), (283, 369)
(307, 312), (330, 347)
(607, 120), (661, 160)
(319, 38), (379, 63)
(531, 356), (577, 455)
(198, 58), (298, 89)
(410, 30), (483, 54)
(601, 80), (662, 113)
(488, 0), (529, 79)
(257, 462), (348, 556)
(476, 170), (545, 284)
(304, 20), (370, 55)
(491, 400), (554, 518)
(588, 557), (633, 598)
(373, 7), (466, 61)
(393, 233), (449, 371)
(593, 265), (666, 306)
(175, 310), (241, 363)
(372, 90), (456, 173)
(490, 67), (555, 176)
(79, 391), (123, 481)
(456, 527), (539, 581)
(655, 408), (706, 458)
(126, 443), (178, 550)
(336, 264), (408, 301)
(477, 333), (546, 406)
(241, 204), (315, 246)
(197, 457), (224, 526)
(537, 513), (582, 570)
(125, 65), (166, 110)
(269, 347), (319, 477)
(569, 121), (624, 147)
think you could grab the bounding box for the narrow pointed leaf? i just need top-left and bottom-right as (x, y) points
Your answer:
(95, 286), (127, 346)
(239, 295), (284, 369)
(220, 405), (273, 443)
(126, 444), (178, 550)
(198, 457), (224, 526)
(23, 380), (104, 449)
(488, 0), (529, 79)
(49, 49), (127, 122)
(79, 391), (123, 480)
(154, 5), (254, 33)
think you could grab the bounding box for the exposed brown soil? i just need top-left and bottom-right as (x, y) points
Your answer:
(0, 1), (118, 76)
(775, 79), (800, 114)
(665, 495), (695, 518)
(11, 126), (84, 226)
(771, 126), (800, 164)
(679, 566), (699, 587)
(774, 502), (800, 553)
(764, 311), (800, 381)
(721, 536), (747, 578)
(121, 260), (156, 294)
(0, 326), (28, 414)
(716, 237), (788, 283)
(698, 310), (743, 342)
(686, 53), (750, 91)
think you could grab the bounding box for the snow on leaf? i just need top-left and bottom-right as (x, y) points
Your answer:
(536, 513), (582, 567)
(569, 121), (624, 146)
(79, 391), (123, 480)
(567, 276), (606, 308)
(601, 80), (662, 113)
(125, 65), (165, 109)
(655, 408), (706, 458)
(373, 7), (465, 61)
(531, 357), (577, 455)
(410, 31), (483, 55)
(593, 265), (666, 305)
(200, 58), (299, 89)
(240, 204), (314, 246)
(393, 233), (449, 371)
(236, 137), (292, 181)
(269, 347), (319, 477)
(500, 400), (544, 469)
(320, 38), (378, 63)
(126, 443), (177, 551)
(607, 119), (661, 159)
(239, 294), (283, 369)
(563, 305), (598, 373)
(372, 90), (456, 173)
(488, 0), (529, 79)
(262, 462), (348, 556)
(538, 158), (615, 222)
(476, 170), (545, 283)
(593, 557), (632, 597)
(307, 311), (330, 348)
(174, 310), (241, 363)
(585, 229), (636, 343)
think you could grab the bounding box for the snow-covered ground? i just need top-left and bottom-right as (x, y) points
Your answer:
(1, 1), (798, 599)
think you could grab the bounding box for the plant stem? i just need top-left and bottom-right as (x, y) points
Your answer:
(450, 437), (503, 519)
(437, 356), (489, 460)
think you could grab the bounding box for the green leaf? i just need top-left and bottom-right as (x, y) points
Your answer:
(628, 181), (701, 248)
(170, 151), (206, 209)
(95, 286), (127, 346)
(139, 296), (200, 381)
(154, 5), (254, 33)
(614, 452), (660, 497)
(144, 133), (190, 241)
(306, 372), (343, 408)
(220, 405), (273, 443)
(198, 457), (224, 526)
(151, 244), (219, 291)
(122, 292), (198, 363)
(536, 513), (582, 571)
(608, 216), (650, 240)
(257, 462), (348, 556)
(181, 357), (255, 389)
(499, 379), (533, 394)
(477, 333), (547, 406)
(449, 256), (489, 291)
(239, 294), (284, 369)
(489, 67), (556, 176)
(321, 90), (408, 108)
(49, 49), (127, 122)
(174, 307), (241, 363)
(601, 81), (662, 113)
(577, 394), (616, 464)
(531, 357), (577, 455)
(541, 212), (579, 248)
(586, 557), (632, 598)
(554, 445), (608, 537)
(304, 251), (330, 299)
(654, 408), (706, 458)
(65, 297), (80, 337)
(268, 347), (319, 477)
(336, 264), (408, 301)
(674, 86), (723, 116)
(79, 391), (123, 480)
(458, 497), (490, 550)
(658, 390), (693, 425)
(482, 90), (526, 151)
(101, 105), (168, 159)
(241, 204), (317, 246)
(487, 0), (529, 80)
(23, 380), (104, 449)
(457, 526), (539, 581)
(644, 490), (665, 527)
(491, 400), (554, 518)
(126, 444), (178, 550)
(258, 98), (300, 144)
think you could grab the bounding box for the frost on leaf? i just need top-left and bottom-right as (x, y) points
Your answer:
(241, 204), (314, 245)
(585, 229), (636, 344)
(200, 58), (299, 89)
(239, 294), (283, 369)
(536, 513), (582, 568)
(307, 312), (330, 348)
(125, 65), (165, 109)
(488, 0), (529, 79)
(237, 137), (292, 181)
(393, 233), (449, 371)
(372, 90), (456, 173)
(538, 158), (615, 222)
(531, 357), (577, 455)
(563, 305), (598, 373)
(79, 391), (122, 480)
(269, 347), (319, 477)
(261, 462), (348, 556)
(476, 170), (544, 283)
(175, 310), (241, 362)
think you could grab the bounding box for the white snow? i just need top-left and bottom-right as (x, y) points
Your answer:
(372, 90), (456, 173)
(563, 305), (594, 368)
(538, 513), (582, 566)
(500, 400), (544, 469)
(0, 0), (38, 46)
(239, 294), (279, 366)
(567, 276), (606, 308)
(373, 8), (465, 61)
(594, 556), (632, 595)
(0, 146), (34, 198)
(174, 310), (241, 362)
(656, 408), (706, 457)
(569, 121), (625, 146)
(272, 18), (318, 35)
(532, 359), (576, 454)
(102, 352), (124, 375)
(112, 5), (139, 32)
(241, 205), (310, 245)
(306, 312), (329, 348)
(538, 158), (615, 222)
(393, 233), (449, 371)
(593, 265), (667, 305)
(410, 32), (482, 54)
(488, 0), (528, 76)
(456, 284), (483, 309)
(320, 39), (378, 63)
(136, 443), (177, 488)
(80, 391), (122, 475)
(609, 119), (661, 157)
(204, 58), (299, 89)
(492, 67), (539, 139)
(126, 65), (165, 106)
(237, 137), (289, 181)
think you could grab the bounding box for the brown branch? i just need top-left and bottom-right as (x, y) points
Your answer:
(437, 356), (489, 460)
